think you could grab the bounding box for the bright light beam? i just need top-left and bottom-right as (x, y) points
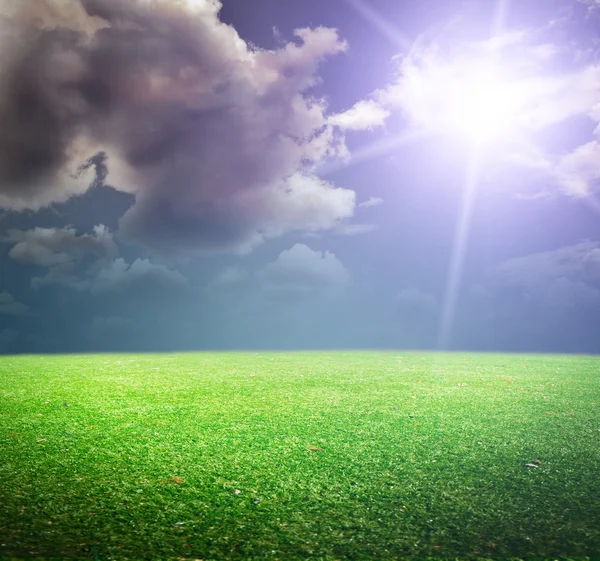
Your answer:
(491, 0), (511, 39)
(437, 0), (512, 349)
(341, 0), (413, 52)
(318, 129), (428, 177)
(437, 144), (483, 350)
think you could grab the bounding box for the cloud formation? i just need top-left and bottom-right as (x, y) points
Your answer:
(84, 257), (187, 295)
(212, 265), (248, 286)
(484, 241), (600, 312)
(6, 225), (117, 266)
(0, 291), (29, 316)
(487, 242), (600, 287)
(0, 0), (355, 252)
(328, 100), (390, 131)
(580, 0), (600, 11)
(555, 141), (600, 196)
(259, 243), (352, 293)
(357, 197), (383, 208)
(454, 241), (600, 351)
(336, 24), (600, 196)
(334, 223), (378, 236)
(374, 31), (600, 136)
(4, 225), (185, 294)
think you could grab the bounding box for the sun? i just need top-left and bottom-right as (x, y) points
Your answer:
(442, 63), (528, 146)
(396, 52), (535, 149)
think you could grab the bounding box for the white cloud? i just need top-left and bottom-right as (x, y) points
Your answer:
(329, 100), (390, 131)
(256, 173), (356, 243)
(334, 223), (378, 236)
(259, 243), (352, 292)
(358, 197), (383, 208)
(524, 66), (600, 130)
(579, 0), (600, 11)
(555, 141), (600, 196)
(474, 30), (530, 53)
(529, 43), (561, 61)
(0, 291), (28, 316)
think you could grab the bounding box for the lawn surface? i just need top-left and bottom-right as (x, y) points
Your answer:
(0, 352), (599, 560)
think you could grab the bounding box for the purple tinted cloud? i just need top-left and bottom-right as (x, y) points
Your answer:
(0, 0), (356, 253)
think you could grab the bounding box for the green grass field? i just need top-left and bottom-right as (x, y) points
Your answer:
(0, 352), (599, 560)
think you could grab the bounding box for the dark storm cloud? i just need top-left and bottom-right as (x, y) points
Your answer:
(0, 0), (355, 252)
(0, 1), (108, 209)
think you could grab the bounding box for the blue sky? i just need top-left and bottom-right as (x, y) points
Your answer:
(1, 0), (600, 353)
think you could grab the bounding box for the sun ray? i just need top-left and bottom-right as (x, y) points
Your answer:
(491, 0), (512, 38)
(341, 0), (413, 52)
(437, 0), (512, 349)
(319, 129), (428, 177)
(437, 144), (484, 350)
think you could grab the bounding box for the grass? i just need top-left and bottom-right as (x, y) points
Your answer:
(0, 351), (599, 560)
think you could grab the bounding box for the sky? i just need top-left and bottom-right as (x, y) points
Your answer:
(1, 0), (600, 354)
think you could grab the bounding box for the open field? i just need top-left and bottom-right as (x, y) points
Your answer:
(0, 352), (599, 560)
